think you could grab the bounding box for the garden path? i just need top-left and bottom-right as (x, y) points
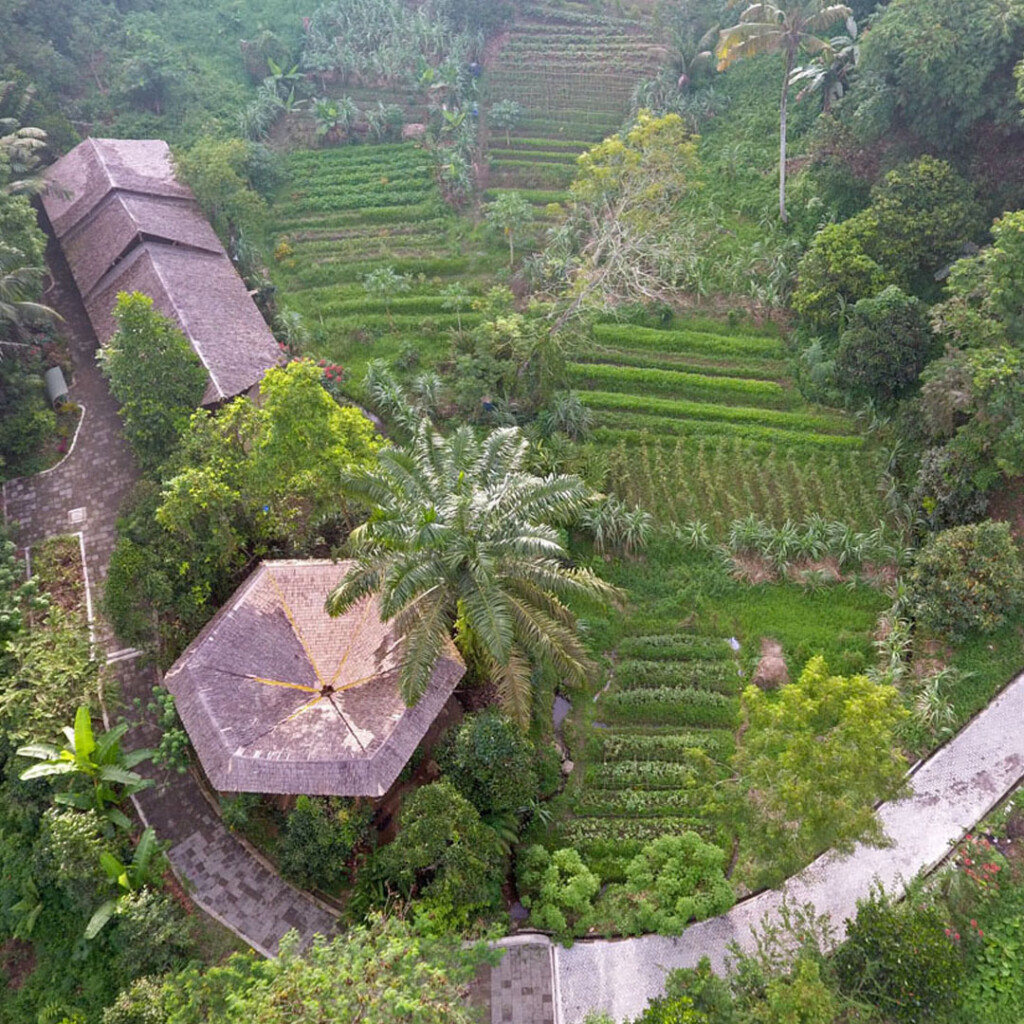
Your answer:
(1, 239), (337, 955)
(6, 242), (1024, 1023)
(503, 668), (1024, 1023)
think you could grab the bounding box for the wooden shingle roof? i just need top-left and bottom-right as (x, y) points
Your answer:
(163, 561), (465, 797)
(41, 138), (281, 405)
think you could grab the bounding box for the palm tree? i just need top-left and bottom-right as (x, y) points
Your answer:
(789, 15), (859, 112)
(717, 2), (851, 223)
(0, 244), (59, 348)
(326, 424), (623, 727)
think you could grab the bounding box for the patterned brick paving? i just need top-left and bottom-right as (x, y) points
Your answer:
(2, 237), (336, 955)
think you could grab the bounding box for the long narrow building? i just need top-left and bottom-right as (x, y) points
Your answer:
(41, 137), (281, 406)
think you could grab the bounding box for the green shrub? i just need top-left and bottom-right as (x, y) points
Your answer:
(517, 845), (601, 943)
(278, 795), (373, 892)
(377, 781), (505, 929)
(437, 710), (537, 818)
(835, 286), (936, 403)
(834, 887), (963, 1023)
(598, 833), (734, 937)
(909, 520), (1024, 641)
(98, 292), (208, 474)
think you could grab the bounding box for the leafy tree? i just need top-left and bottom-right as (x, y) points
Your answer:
(104, 360), (380, 653)
(909, 520), (1024, 640)
(517, 845), (601, 942)
(437, 710), (537, 818)
(278, 795), (373, 892)
(485, 190), (533, 267)
(555, 111), (701, 319)
(104, 914), (499, 1024)
(98, 292), (208, 473)
(174, 138), (268, 241)
(600, 833), (735, 937)
(835, 886), (963, 1023)
(733, 655), (908, 881)
(834, 286), (935, 403)
(931, 209), (1024, 349)
(326, 423), (621, 726)
(377, 780), (505, 929)
(118, 27), (182, 115)
(17, 705), (155, 830)
(717, 1), (852, 223)
(794, 157), (980, 330)
(489, 99), (522, 146)
(854, 0), (1024, 155)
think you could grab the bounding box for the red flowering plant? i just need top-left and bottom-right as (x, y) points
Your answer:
(936, 832), (1007, 946)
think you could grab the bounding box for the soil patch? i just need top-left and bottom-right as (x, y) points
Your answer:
(0, 939), (35, 991)
(752, 637), (789, 690)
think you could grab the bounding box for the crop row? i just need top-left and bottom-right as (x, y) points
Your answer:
(600, 435), (884, 530)
(492, 135), (593, 152)
(272, 201), (448, 230)
(287, 143), (428, 169)
(284, 187), (435, 212)
(488, 148), (579, 164)
(559, 815), (716, 847)
(288, 293), (473, 316)
(617, 634), (731, 662)
(483, 188), (569, 205)
(615, 659), (740, 694)
(583, 760), (698, 790)
(589, 728), (736, 763)
(590, 414), (864, 451)
(289, 230), (449, 256)
(581, 390), (851, 435)
(282, 256), (468, 286)
(568, 362), (792, 408)
(579, 346), (785, 381)
(597, 688), (739, 728)
(592, 322), (785, 358)
(574, 787), (709, 819)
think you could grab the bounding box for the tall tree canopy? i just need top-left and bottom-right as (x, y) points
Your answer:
(327, 423), (621, 726)
(717, 1), (852, 222)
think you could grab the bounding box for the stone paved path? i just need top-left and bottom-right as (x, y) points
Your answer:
(2, 239), (337, 955)
(545, 669), (1024, 1023)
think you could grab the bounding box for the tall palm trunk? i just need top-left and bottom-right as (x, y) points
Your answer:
(779, 47), (793, 224)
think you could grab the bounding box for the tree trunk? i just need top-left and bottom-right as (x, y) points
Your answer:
(779, 49), (792, 224)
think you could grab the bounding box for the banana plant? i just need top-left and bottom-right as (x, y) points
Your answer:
(85, 826), (161, 939)
(18, 706), (154, 831)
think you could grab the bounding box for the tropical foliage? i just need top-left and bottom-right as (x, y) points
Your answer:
(327, 422), (621, 726)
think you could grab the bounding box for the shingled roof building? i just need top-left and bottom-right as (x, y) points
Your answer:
(41, 138), (281, 405)
(163, 560), (465, 797)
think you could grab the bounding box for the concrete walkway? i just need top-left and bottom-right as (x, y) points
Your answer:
(8, 240), (1024, 1023)
(2, 239), (336, 955)
(545, 670), (1024, 1022)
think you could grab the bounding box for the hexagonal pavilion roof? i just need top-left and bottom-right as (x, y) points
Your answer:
(163, 560), (464, 796)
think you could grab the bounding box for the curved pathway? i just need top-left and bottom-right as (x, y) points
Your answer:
(7, 242), (1024, 1022)
(2, 239), (336, 955)
(501, 672), (1024, 1023)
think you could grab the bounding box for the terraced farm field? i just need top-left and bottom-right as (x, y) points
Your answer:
(558, 628), (739, 880)
(483, 0), (664, 211)
(574, 318), (886, 531)
(269, 143), (500, 392)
